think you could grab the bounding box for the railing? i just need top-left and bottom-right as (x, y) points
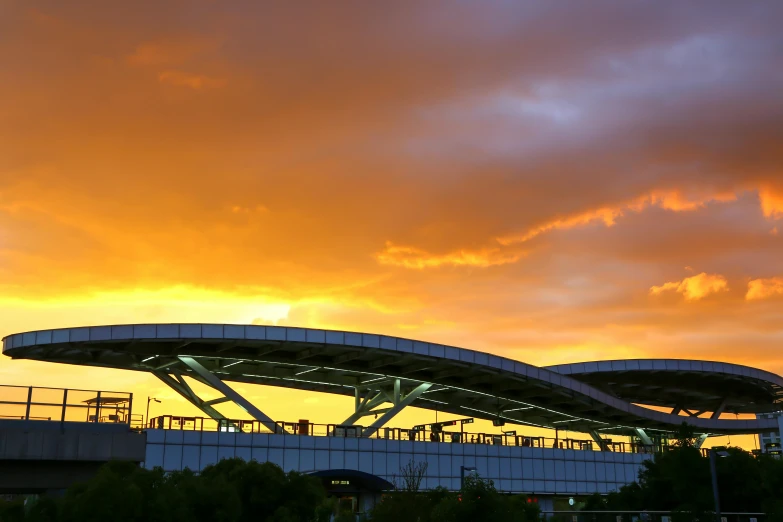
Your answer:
(0, 384), (136, 426)
(147, 415), (667, 455)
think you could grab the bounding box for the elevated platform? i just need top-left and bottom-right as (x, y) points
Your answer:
(545, 359), (783, 415)
(4, 324), (782, 438)
(0, 385), (146, 493)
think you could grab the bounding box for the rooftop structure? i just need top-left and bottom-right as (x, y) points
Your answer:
(4, 324), (782, 446)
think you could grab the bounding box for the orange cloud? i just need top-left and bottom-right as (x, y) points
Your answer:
(650, 272), (729, 301)
(759, 188), (783, 219)
(231, 204), (269, 214)
(127, 39), (214, 67)
(376, 242), (522, 269)
(497, 190), (737, 246)
(157, 70), (227, 89)
(746, 277), (783, 301)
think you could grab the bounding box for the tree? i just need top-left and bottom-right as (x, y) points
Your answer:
(19, 458), (328, 522)
(670, 423), (700, 449)
(581, 426), (783, 519)
(392, 459), (429, 493)
(372, 472), (539, 522)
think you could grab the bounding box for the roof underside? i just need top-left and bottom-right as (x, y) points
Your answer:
(3, 325), (781, 436)
(544, 360), (783, 416)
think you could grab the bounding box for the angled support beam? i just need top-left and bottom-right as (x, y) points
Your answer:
(711, 398), (727, 420)
(694, 434), (709, 449)
(205, 397), (232, 406)
(178, 356), (279, 434)
(671, 405), (682, 416)
(154, 359), (181, 371)
(341, 379), (432, 436)
(342, 390), (387, 426)
(363, 382), (432, 438)
(153, 371), (228, 422)
(589, 430), (611, 451)
(634, 428), (653, 446)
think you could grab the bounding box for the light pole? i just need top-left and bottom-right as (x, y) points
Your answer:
(460, 466), (477, 490)
(146, 397), (161, 427)
(709, 448), (729, 522)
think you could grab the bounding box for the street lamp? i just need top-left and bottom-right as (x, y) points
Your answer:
(146, 397), (161, 427)
(709, 448), (729, 522)
(460, 466), (477, 490)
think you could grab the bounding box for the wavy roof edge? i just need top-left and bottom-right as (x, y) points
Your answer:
(4, 324), (782, 435)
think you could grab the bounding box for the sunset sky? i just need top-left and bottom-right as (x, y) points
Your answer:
(1, 1), (782, 442)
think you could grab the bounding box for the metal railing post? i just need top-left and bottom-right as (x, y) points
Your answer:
(95, 391), (101, 423)
(61, 389), (68, 422)
(25, 386), (33, 420)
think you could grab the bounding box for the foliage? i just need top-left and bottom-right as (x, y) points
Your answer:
(0, 498), (25, 522)
(670, 423), (701, 449)
(371, 473), (540, 522)
(2, 459), (327, 522)
(581, 426), (783, 519)
(391, 459), (429, 493)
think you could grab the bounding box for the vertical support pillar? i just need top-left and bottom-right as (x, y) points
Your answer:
(709, 450), (721, 522)
(25, 386), (32, 420)
(95, 391), (102, 423)
(363, 383), (432, 438)
(61, 389), (68, 423)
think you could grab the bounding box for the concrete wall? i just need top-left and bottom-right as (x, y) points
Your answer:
(0, 420), (146, 462)
(0, 419), (147, 493)
(143, 429), (650, 497)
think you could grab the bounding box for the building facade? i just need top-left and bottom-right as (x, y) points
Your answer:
(143, 428), (650, 513)
(756, 411), (783, 457)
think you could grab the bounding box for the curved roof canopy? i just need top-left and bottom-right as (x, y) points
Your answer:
(3, 324), (781, 436)
(545, 360), (783, 415)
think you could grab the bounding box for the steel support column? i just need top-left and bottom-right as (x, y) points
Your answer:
(363, 383), (432, 438)
(710, 399), (727, 420)
(340, 379), (432, 436)
(153, 371), (228, 422)
(342, 389), (392, 426)
(178, 356), (279, 433)
(589, 430), (611, 451)
(634, 428), (653, 446)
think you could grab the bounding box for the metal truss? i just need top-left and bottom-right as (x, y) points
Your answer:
(634, 428), (653, 446)
(589, 430), (611, 451)
(341, 378), (432, 437)
(153, 356), (280, 434)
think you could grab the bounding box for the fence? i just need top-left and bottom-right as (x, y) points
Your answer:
(0, 384), (141, 427)
(148, 415), (667, 455)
